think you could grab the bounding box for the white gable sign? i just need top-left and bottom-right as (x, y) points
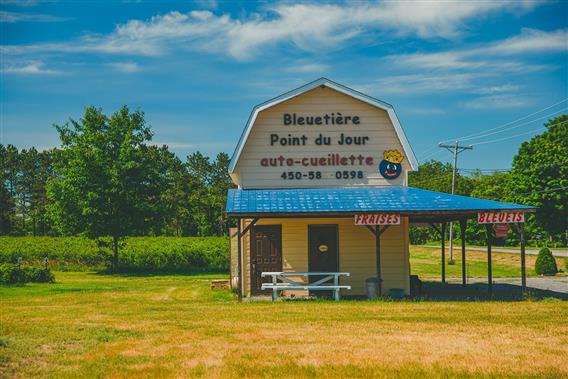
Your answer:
(229, 79), (418, 189)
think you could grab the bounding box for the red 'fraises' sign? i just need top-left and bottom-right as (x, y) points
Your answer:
(354, 213), (401, 225)
(477, 211), (524, 224)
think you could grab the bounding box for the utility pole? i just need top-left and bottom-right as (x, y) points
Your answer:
(438, 141), (473, 262)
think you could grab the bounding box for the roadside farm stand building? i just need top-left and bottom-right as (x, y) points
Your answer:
(225, 78), (534, 300)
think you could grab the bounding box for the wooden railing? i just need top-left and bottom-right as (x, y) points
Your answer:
(261, 272), (351, 301)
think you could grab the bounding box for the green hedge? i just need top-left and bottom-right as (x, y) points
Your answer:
(0, 264), (55, 285)
(0, 237), (230, 272)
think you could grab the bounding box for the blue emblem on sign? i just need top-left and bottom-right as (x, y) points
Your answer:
(379, 150), (404, 180)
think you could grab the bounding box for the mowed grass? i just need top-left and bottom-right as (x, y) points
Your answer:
(409, 245), (546, 278)
(1, 272), (567, 378)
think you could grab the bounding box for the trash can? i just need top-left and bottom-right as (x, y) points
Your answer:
(389, 288), (405, 300)
(366, 277), (380, 299)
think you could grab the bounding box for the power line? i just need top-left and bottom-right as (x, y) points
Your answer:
(460, 109), (565, 142)
(440, 97), (568, 143)
(474, 127), (547, 146)
(473, 119), (567, 146)
(419, 149), (445, 162)
(458, 161), (568, 173)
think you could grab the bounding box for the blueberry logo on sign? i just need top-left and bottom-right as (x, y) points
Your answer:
(379, 150), (404, 180)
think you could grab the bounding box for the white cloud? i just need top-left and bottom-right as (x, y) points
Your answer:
(463, 94), (530, 109)
(373, 28), (564, 97)
(474, 84), (520, 95)
(388, 28), (568, 70)
(1, 1), (543, 60)
(0, 0), (40, 6)
(0, 11), (71, 23)
(366, 74), (523, 98)
(287, 61), (329, 73)
(108, 62), (141, 72)
(1, 61), (59, 75)
(373, 72), (487, 94)
(484, 28), (568, 55)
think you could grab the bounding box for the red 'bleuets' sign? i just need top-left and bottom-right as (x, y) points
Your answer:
(354, 213), (401, 225)
(477, 211), (524, 224)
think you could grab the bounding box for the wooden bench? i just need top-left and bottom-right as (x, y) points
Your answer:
(261, 272), (351, 301)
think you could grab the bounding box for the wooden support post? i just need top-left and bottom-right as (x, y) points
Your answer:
(520, 223), (527, 295)
(441, 222), (446, 284)
(242, 218), (259, 236)
(237, 218), (242, 300)
(375, 225), (382, 296)
(460, 220), (467, 287)
(365, 225), (377, 237)
(486, 224), (493, 296)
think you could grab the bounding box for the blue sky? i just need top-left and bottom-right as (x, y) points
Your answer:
(1, 0), (567, 170)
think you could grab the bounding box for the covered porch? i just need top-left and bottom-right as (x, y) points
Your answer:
(225, 186), (535, 300)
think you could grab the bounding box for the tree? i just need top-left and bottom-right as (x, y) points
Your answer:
(506, 115), (568, 246)
(0, 145), (15, 235)
(210, 152), (235, 235)
(47, 106), (167, 270)
(186, 152), (213, 236)
(1, 145), (19, 234)
(161, 154), (193, 236)
(408, 160), (473, 244)
(467, 171), (513, 245)
(408, 160), (453, 193)
(16, 148), (54, 236)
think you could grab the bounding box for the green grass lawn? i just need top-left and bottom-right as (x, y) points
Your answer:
(1, 272), (567, 378)
(409, 245), (552, 278)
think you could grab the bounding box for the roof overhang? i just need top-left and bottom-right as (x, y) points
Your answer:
(228, 77), (419, 174)
(225, 186), (536, 221)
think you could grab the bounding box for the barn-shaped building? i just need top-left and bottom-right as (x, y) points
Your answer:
(225, 78), (533, 300)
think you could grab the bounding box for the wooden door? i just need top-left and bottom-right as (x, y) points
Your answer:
(308, 225), (339, 296)
(250, 225), (282, 296)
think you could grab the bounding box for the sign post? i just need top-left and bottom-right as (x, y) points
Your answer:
(477, 210), (525, 296)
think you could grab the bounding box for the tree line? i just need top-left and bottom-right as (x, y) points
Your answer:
(409, 115), (567, 247)
(1, 108), (566, 252)
(0, 106), (234, 242)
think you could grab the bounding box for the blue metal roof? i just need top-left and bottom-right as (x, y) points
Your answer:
(225, 186), (534, 215)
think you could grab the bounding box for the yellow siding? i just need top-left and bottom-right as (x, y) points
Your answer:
(234, 86), (410, 189)
(242, 217), (410, 297)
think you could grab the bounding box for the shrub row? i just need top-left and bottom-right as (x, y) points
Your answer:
(0, 237), (230, 272)
(0, 264), (55, 285)
(117, 237), (229, 272)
